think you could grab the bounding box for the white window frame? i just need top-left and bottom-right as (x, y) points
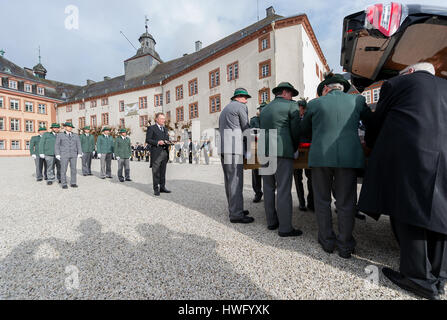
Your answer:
(10, 119), (20, 131)
(262, 64), (270, 78)
(0, 118), (4, 130)
(38, 104), (46, 114)
(25, 101), (34, 112)
(11, 140), (20, 150)
(9, 80), (17, 89)
(25, 120), (34, 132)
(0, 140), (5, 150)
(10, 99), (19, 110)
(37, 87), (45, 95)
(362, 91), (372, 104)
(24, 84), (32, 92)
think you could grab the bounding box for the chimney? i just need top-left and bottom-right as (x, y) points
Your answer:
(104, 76), (111, 81)
(86, 79), (95, 85)
(195, 41), (202, 52)
(266, 6), (275, 17)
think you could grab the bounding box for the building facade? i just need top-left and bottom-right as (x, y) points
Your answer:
(57, 7), (329, 152)
(0, 57), (79, 157)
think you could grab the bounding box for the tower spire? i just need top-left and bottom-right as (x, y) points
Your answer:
(145, 15), (149, 33)
(38, 46), (41, 64)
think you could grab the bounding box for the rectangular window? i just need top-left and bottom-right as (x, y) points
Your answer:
(11, 140), (20, 150)
(101, 113), (109, 125)
(38, 104), (46, 114)
(66, 119), (73, 125)
(25, 101), (34, 112)
(90, 100), (97, 108)
(227, 62), (239, 81)
(119, 100), (125, 112)
(189, 102), (199, 119)
(25, 120), (34, 132)
(166, 111), (171, 121)
(188, 78), (198, 96)
(0, 117), (4, 130)
(209, 69), (220, 88)
(10, 119), (20, 131)
(154, 94), (163, 107)
(37, 87), (45, 95)
(259, 60), (271, 79)
(166, 91), (171, 104)
(9, 80), (17, 89)
(209, 95), (221, 113)
(79, 102), (85, 110)
(66, 105), (72, 112)
(38, 121), (47, 129)
(78, 117), (86, 129)
(259, 88), (270, 104)
(10, 99), (20, 111)
(259, 34), (270, 52)
(0, 140), (5, 150)
(176, 106), (184, 122)
(176, 85), (184, 101)
(0, 97), (3, 108)
(101, 98), (109, 106)
(25, 140), (30, 150)
(139, 96), (148, 109)
(373, 88), (381, 103)
(119, 118), (125, 128)
(362, 91), (372, 104)
(139, 115), (148, 127)
(24, 84), (32, 92)
(90, 115), (97, 127)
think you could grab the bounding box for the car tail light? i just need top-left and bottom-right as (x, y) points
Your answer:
(365, 2), (407, 37)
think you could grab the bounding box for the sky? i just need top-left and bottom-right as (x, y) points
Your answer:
(1, 0), (445, 85)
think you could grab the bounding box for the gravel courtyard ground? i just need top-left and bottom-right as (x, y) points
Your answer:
(0, 157), (441, 300)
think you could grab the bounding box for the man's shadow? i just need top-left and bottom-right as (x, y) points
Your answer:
(0, 218), (272, 299)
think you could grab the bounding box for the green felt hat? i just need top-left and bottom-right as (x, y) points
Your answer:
(317, 73), (351, 97)
(63, 122), (75, 128)
(50, 123), (60, 129)
(298, 99), (308, 107)
(272, 82), (299, 97)
(119, 129), (127, 133)
(83, 126), (91, 130)
(102, 127), (111, 132)
(38, 127), (47, 131)
(257, 102), (267, 110)
(231, 88), (251, 100)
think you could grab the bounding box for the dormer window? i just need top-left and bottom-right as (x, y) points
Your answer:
(24, 84), (32, 93)
(9, 80), (17, 89)
(37, 87), (45, 95)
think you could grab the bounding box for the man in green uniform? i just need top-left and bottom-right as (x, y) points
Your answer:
(30, 127), (48, 182)
(114, 129), (132, 182)
(80, 126), (95, 176)
(96, 127), (114, 179)
(249, 102), (267, 203)
(260, 82), (301, 237)
(300, 73), (372, 258)
(39, 123), (61, 185)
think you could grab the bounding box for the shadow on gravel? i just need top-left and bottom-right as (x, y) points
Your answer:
(0, 218), (272, 299)
(99, 174), (406, 295)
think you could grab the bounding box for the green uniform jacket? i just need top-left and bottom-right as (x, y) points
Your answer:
(96, 135), (114, 154)
(29, 135), (42, 156)
(259, 97), (300, 159)
(114, 136), (132, 159)
(80, 134), (95, 153)
(300, 90), (372, 168)
(38, 132), (58, 156)
(249, 116), (260, 129)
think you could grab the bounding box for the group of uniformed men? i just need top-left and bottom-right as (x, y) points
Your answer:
(219, 62), (447, 300)
(29, 124), (133, 188)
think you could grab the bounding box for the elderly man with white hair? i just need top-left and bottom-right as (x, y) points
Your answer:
(300, 73), (372, 258)
(359, 62), (447, 300)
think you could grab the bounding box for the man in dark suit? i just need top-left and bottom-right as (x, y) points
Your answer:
(359, 62), (447, 300)
(146, 113), (171, 196)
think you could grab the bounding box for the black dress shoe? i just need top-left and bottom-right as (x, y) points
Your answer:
(154, 189), (160, 196)
(382, 267), (441, 300)
(230, 216), (255, 224)
(125, 178), (132, 182)
(70, 184), (78, 188)
(318, 240), (334, 254)
(58, 180), (62, 184)
(160, 188), (171, 193)
(299, 206), (308, 212)
(438, 282), (445, 295)
(88, 173), (93, 176)
(62, 185), (68, 189)
(119, 178), (125, 183)
(355, 212), (366, 220)
(37, 179), (43, 182)
(47, 181), (53, 186)
(44, 177), (48, 181)
(279, 229), (303, 238)
(253, 193), (263, 203)
(267, 223), (279, 231)
(107, 176), (113, 179)
(83, 174), (88, 177)
(338, 251), (352, 259)
(243, 210), (250, 216)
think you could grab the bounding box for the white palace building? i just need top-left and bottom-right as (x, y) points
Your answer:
(56, 7), (329, 152)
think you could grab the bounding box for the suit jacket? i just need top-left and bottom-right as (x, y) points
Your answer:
(114, 136), (132, 159)
(358, 71), (447, 234)
(218, 100), (249, 155)
(96, 135), (114, 154)
(146, 124), (170, 166)
(300, 90), (371, 168)
(38, 132), (58, 156)
(80, 134), (95, 153)
(260, 97), (300, 159)
(30, 135), (43, 156)
(55, 132), (82, 158)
